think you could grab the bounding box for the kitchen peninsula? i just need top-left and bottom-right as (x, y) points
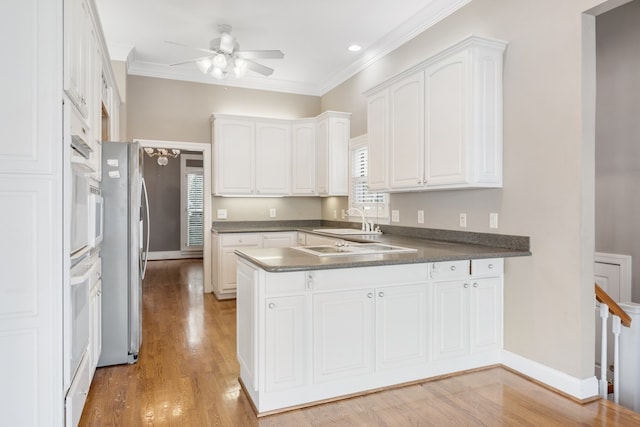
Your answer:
(225, 222), (530, 415)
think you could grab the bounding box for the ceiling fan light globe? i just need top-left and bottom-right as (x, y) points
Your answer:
(233, 58), (248, 78)
(196, 57), (213, 74)
(211, 67), (224, 79)
(212, 53), (227, 69)
(220, 32), (236, 53)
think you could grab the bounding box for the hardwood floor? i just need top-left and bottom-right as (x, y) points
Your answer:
(80, 259), (640, 426)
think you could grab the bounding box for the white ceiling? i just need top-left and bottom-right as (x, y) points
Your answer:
(94, 0), (470, 96)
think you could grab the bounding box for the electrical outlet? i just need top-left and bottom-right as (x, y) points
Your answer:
(217, 209), (227, 219)
(269, 208), (277, 218)
(333, 209), (337, 219)
(459, 212), (467, 228)
(341, 209), (346, 219)
(417, 210), (424, 224)
(391, 210), (400, 223)
(490, 212), (499, 229)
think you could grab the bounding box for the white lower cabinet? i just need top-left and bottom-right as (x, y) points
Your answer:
(265, 295), (306, 392)
(432, 259), (503, 362)
(262, 232), (297, 248)
(237, 258), (502, 414)
(313, 289), (374, 383)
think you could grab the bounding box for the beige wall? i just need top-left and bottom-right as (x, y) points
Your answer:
(595, 1), (640, 301)
(320, 0), (610, 379)
(126, 75), (324, 221)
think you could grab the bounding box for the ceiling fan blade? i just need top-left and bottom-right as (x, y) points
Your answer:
(245, 59), (274, 76)
(169, 55), (213, 66)
(165, 40), (216, 55)
(235, 50), (284, 59)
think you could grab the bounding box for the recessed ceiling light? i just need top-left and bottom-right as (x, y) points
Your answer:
(348, 44), (362, 52)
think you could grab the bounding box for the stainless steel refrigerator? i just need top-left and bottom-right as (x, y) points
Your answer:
(98, 141), (149, 366)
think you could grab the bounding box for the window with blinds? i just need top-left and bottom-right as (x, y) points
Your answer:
(186, 172), (204, 247)
(181, 154), (204, 252)
(349, 140), (389, 222)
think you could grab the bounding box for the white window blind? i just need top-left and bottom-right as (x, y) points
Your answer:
(186, 173), (204, 247)
(349, 141), (388, 222)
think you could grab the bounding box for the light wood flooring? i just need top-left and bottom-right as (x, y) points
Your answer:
(80, 259), (640, 426)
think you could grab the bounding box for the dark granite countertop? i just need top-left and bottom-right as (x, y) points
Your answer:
(214, 220), (531, 273)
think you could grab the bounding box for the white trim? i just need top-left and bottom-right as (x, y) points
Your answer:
(147, 251), (203, 261)
(501, 350), (599, 400)
(595, 252), (632, 302)
(135, 139), (213, 293)
(180, 154), (204, 252)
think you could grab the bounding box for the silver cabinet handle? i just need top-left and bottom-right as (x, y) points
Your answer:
(450, 265), (456, 271)
(463, 283), (469, 288)
(367, 293), (373, 299)
(473, 282), (479, 288)
(268, 303), (275, 309)
(488, 264), (494, 269)
(378, 291), (384, 297)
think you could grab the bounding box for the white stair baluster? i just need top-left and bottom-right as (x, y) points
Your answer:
(612, 315), (621, 404)
(600, 303), (609, 398)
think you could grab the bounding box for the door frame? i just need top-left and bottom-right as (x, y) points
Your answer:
(135, 139), (213, 293)
(595, 252), (632, 302)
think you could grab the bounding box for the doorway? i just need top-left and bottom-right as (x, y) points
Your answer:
(136, 139), (212, 294)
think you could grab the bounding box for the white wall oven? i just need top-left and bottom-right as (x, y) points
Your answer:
(65, 255), (91, 388)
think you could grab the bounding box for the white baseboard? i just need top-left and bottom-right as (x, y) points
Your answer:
(147, 251), (203, 261)
(502, 350), (599, 400)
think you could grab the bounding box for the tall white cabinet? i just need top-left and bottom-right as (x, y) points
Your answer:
(1, 1), (120, 425)
(364, 35), (507, 192)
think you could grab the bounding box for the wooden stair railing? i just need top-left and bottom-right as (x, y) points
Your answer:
(595, 283), (632, 327)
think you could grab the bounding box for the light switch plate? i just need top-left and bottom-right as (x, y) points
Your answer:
(391, 210), (400, 223)
(490, 213), (499, 229)
(417, 210), (424, 224)
(217, 209), (227, 219)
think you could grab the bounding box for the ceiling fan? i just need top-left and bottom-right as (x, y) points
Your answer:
(168, 24), (284, 79)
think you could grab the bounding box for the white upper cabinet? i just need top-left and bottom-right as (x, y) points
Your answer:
(316, 111), (351, 196)
(291, 121), (317, 195)
(212, 112), (350, 197)
(364, 35), (507, 192)
(64, 0), (91, 118)
(255, 120), (291, 195)
(213, 116), (256, 195)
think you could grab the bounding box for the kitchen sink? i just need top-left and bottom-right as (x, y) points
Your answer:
(292, 243), (416, 257)
(312, 228), (382, 235)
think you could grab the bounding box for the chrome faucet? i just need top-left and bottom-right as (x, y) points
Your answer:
(346, 208), (368, 231)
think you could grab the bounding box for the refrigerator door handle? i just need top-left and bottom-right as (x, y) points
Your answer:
(141, 177), (150, 279)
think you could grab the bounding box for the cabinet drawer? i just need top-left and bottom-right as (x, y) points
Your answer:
(430, 260), (470, 279)
(221, 233), (261, 247)
(313, 264), (429, 291)
(265, 271), (306, 295)
(471, 258), (503, 276)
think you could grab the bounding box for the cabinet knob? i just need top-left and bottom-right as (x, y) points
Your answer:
(488, 264), (493, 269)
(378, 291), (384, 298)
(473, 282), (479, 288)
(367, 293), (373, 299)
(268, 302), (275, 309)
(463, 283), (469, 288)
(450, 265), (456, 271)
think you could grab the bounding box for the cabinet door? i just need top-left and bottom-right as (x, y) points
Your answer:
(265, 295), (306, 392)
(469, 278), (502, 353)
(388, 72), (424, 190)
(214, 119), (255, 195)
(63, 0), (90, 117)
(424, 50), (468, 186)
(315, 118), (329, 195)
(366, 90), (388, 191)
(375, 284), (429, 370)
(313, 290), (374, 382)
(255, 122), (290, 195)
(262, 232), (297, 248)
(90, 280), (102, 376)
(291, 123), (317, 195)
(326, 117), (350, 196)
(433, 280), (469, 360)
(221, 248), (240, 291)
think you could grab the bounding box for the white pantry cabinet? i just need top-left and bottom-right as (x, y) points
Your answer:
(236, 258), (500, 415)
(364, 35), (507, 192)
